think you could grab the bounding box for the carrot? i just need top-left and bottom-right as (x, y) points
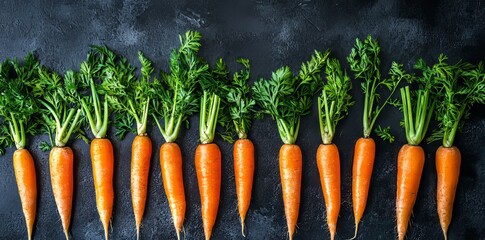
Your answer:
(96, 46), (155, 238)
(33, 64), (85, 240)
(253, 49), (330, 239)
(160, 142), (185, 239)
(396, 144), (425, 240)
(0, 54), (41, 240)
(280, 144), (302, 239)
(427, 57), (485, 239)
(315, 58), (353, 240)
(195, 143), (222, 240)
(152, 31), (206, 239)
(233, 138), (254, 235)
(347, 36), (406, 238)
(131, 135), (152, 237)
(224, 58), (255, 236)
(435, 146), (460, 240)
(50, 146), (74, 240)
(13, 149), (37, 240)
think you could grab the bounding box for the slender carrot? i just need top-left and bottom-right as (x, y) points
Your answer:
(152, 31), (206, 239)
(0, 54), (40, 240)
(435, 146), (460, 240)
(13, 149), (37, 240)
(396, 144), (425, 240)
(347, 36), (405, 238)
(253, 50), (330, 239)
(96, 46), (155, 238)
(427, 57), (485, 239)
(50, 146), (74, 240)
(195, 143), (222, 240)
(233, 138), (254, 235)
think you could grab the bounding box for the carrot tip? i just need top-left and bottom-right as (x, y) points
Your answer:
(176, 229), (181, 240)
(347, 222), (359, 240)
(240, 217), (246, 237)
(136, 226), (140, 240)
(442, 228), (448, 240)
(64, 230), (70, 240)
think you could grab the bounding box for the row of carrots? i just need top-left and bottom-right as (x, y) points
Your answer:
(1, 31), (484, 240)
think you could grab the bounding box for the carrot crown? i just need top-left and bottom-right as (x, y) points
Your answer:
(32, 66), (87, 149)
(152, 31), (208, 143)
(317, 58), (354, 144)
(427, 55), (485, 147)
(79, 50), (110, 139)
(198, 58), (230, 144)
(0, 54), (40, 152)
(97, 46), (155, 138)
(347, 35), (406, 141)
(226, 58), (256, 141)
(253, 49), (330, 144)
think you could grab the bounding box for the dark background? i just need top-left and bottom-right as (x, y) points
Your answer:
(1, 0), (484, 239)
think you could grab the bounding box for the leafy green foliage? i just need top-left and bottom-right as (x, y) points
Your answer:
(253, 49), (330, 144)
(347, 35), (407, 141)
(318, 58), (354, 144)
(374, 125), (395, 143)
(95, 46), (155, 138)
(427, 55), (485, 147)
(0, 54), (41, 152)
(152, 30), (208, 142)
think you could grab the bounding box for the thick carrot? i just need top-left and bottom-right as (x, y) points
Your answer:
(436, 146), (461, 240)
(160, 142), (186, 240)
(279, 144), (302, 240)
(316, 144), (340, 240)
(90, 138), (114, 240)
(131, 135), (152, 238)
(195, 143), (221, 240)
(351, 137), (375, 235)
(233, 138), (254, 236)
(396, 144), (425, 240)
(50, 146), (74, 240)
(13, 149), (37, 240)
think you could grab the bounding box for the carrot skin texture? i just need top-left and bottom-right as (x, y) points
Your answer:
(316, 144), (340, 240)
(234, 139), (254, 234)
(436, 146), (461, 239)
(131, 135), (152, 237)
(91, 138), (114, 240)
(13, 149), (37, 240)
(396, 144), (425, 240)
(160, 142), (186, 239)
(50, 146), (74, 240)
(279, 144), (302, 240)
(195, 143), (221, 240)
(352, 137), (376, 229)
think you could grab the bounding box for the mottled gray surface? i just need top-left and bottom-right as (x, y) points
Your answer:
(0, 0), (485, 239)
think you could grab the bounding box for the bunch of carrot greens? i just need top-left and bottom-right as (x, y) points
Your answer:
(252, 49), (330, 240)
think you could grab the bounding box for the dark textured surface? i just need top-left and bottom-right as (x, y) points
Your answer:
(1, 0), (485, 239)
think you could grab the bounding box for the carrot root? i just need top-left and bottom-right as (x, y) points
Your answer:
(234, 139), (254, 237)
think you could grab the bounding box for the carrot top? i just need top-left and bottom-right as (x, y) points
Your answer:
(226, 58), (255, 140)
(32, 64), (87, 149)
(96, 46), (155, 138)
(347, 35), (407, 141)
(152, 30), (208, 143)
(198, 58), (230, 144)
(427, 55), (485, 147)
(317, 58), (354, 144)
(253, 49), (330, 144)
(0, 54), (40, 153)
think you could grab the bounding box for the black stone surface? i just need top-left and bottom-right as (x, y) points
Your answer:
(0, 0), (484, 239)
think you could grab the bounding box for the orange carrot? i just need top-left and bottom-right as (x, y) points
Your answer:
(160, 142), (186, 240)
(279, 144), (302, 240)
(131, 135), (152, 238)
(90, 138), (114, 240)
(436, 146), (461, 240)
(396, 144), (425, 240)
(233, 138), (254, 235)
(352, 137), (375, 234)
(195, 143), (222, 240)
(13, 149), (37, 240)
(50, 146), (74, 240)
(316, 144), (340, 240)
